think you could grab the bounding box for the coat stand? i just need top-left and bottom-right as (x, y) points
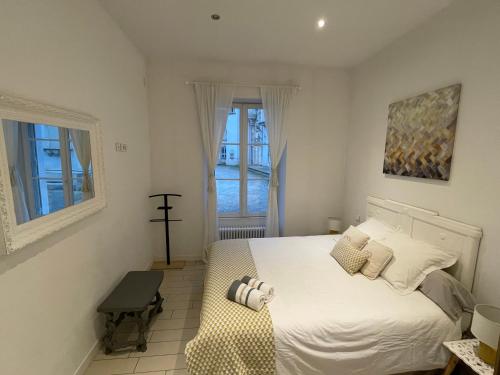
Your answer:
(149, 193), (184, 270)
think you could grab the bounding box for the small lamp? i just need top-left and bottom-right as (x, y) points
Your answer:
(328, 217), (342, 234)
(471, 304), (500, 365)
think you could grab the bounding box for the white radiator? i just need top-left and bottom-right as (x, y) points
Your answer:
(219, 225), (265, 240)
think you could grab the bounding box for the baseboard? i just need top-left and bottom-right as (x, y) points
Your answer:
(151, 260), (186, 270)
(154, 255), (202, 262)
(73, 339), (100, 375)
(146, 259), (154, 270)
(172, 255), (202, 262)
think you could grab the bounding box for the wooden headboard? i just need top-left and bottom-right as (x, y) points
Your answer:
(366, 196), (482, 291)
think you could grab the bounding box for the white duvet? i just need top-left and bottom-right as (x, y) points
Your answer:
(249, 235), (461, 375)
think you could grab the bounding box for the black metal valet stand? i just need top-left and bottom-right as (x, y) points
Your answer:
(149, 193), (183, 269)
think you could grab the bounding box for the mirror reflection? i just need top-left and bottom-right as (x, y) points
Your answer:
(2, 120), (94, 225)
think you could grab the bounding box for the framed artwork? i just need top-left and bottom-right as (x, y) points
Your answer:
(383, 84), (461, 181)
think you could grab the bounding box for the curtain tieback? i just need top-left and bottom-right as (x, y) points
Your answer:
(9, 166), (17, 187)
(208, 170), (216, 192)
(271, 168), (279, 188)
(82, 170), (91, 193)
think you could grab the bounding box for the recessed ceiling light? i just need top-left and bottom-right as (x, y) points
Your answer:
(317, 18), (326, 29)
(211, 14), (221, 21)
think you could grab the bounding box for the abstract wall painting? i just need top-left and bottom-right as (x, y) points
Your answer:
(383, 84), (461, 181)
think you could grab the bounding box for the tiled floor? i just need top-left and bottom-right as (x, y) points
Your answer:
(85, 262), (205, 375)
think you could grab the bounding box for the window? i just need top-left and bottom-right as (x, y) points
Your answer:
(216, 104), (270, 216)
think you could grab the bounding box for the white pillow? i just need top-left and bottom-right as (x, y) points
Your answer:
(356, 218), (397, 241)
(379, 232), (458, 295)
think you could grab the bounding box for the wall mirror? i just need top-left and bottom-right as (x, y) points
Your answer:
(0, 93), (105, 254)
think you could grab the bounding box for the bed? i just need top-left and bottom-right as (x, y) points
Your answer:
(185, 196), (483, 375)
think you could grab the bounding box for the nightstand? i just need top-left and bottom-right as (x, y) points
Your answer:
(443, 339), (496, 375)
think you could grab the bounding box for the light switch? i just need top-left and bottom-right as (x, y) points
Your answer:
(115, 142), (128, 152)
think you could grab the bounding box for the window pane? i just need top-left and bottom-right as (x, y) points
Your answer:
(222, 107), (240, 143)
(36, 179), (66, 215)
(247, 145), (270, 176)
(32, 138), (63, 179)
(217, 107), (240, 179)
(72, 175), (94, 204)
(216, 144), (240, 178)
(34, 123), (59, 140)
(216, 180), (240, 213)
(69, 137), (83, 173)
(247, 179), (269, 214)
(31, 125), (65, 215)
(247, 107), (270, 215)
(248, 108), (267, 144)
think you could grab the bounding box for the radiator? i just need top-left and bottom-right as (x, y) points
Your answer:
(219, 225), (265, 240)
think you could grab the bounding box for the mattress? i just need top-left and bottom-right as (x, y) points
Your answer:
(249, 235), (461, 375)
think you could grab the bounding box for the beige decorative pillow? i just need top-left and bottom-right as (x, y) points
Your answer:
(330, 238), (369, 275)
(361, 241), (393, 280)
(342, 226), (370, 250)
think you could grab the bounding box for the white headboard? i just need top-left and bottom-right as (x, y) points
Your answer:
(366, 196), (482, 291)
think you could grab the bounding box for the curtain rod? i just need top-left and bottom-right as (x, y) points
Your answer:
(185, 80), (301, 91)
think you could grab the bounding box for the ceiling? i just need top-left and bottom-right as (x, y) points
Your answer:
(100, 0), (453, 68)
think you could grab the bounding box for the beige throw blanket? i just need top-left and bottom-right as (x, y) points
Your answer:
(185, 239), (276, 374)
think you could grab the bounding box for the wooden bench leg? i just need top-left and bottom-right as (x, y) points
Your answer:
(156, 291), (164, 314)
(148, 291), (164, 322)
(103, 313), (116, 354)
(443, 354), (460, 375)
(135, 311), (147, 352)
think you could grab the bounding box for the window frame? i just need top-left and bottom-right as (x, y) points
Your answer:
(217, 102), (269, 218)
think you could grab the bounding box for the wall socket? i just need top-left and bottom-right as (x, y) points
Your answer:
(115, 142), (128, 152)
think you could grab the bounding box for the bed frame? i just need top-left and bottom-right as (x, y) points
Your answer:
(366, 196), (482, 291)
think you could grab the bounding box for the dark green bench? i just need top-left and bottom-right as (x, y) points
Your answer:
(97, 271), (164, 354)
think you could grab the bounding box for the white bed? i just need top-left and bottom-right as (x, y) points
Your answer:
(249, 196), (482, 375)
(186, 196), (482, 375)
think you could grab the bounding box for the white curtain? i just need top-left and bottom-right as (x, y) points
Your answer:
(69, 129), (93, 200)
(3, 120), (30, 224)
(261, 87), (294, 237)
(194, 83), (234, 249)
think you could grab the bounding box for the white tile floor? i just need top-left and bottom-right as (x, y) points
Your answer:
(85, 262), (205, 375)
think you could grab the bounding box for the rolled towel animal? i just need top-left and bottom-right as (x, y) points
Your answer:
(227, 280), (266, 312)
(241, 276), (274, 302)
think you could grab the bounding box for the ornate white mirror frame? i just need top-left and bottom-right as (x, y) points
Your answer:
(0, 92), (106, 254)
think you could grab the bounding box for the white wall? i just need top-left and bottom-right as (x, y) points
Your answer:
(148, 60), (350, 260)
(343, 0), (500, 304)
(0, 1), (152, 374)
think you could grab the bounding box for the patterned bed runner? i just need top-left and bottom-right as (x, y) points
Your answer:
(185, 239), (275, 374)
